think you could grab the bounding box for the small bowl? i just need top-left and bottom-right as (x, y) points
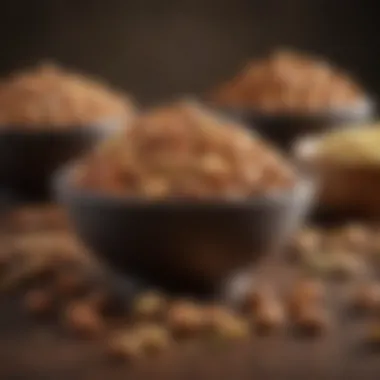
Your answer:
(215, 98), (376, 151)
(54, 164), (316, 297)
(294, 133), (380, 218)
(0, 119), (121, 202)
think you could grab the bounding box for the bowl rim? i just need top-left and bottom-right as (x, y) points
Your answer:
(207, 96), (376, 121)
(53, 161), (316, 210)
(0, 116), (124, 136)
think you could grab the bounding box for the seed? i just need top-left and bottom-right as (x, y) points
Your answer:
(24, 288), (53, 316)
(351, 283), (380, 313)
(64, 301), (105, 339)
(132, 292), (167, 321)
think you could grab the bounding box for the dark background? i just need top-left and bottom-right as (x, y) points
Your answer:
(0, 0), (377, 105)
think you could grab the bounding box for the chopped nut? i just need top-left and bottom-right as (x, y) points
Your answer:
(64, 301), (105, 339)
(132, 292), (167, 321)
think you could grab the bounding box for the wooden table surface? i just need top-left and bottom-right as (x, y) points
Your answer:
(1, 203), (380, 379)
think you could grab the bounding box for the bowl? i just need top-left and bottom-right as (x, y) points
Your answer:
(294, 133), (380, 219)
(215, 98), (376, 151)
(0, 119), (121, 202)
(54, 164), (316, 297)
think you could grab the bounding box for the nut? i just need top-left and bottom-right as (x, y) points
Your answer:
(288, 278), (325, 316)
(166, 300), (205, 337)
(64, 301), (105, 339)
(254, 298), (286, 334)
(210, 312), (250, 341)
(132, 292), (167, 321)
(351, 283), (380, 313)
(293, 304), (330, 336)
(290, 228), (321, 261)
(135, 324), (171, 354)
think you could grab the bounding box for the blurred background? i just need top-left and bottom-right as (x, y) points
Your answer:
(0, 0), (377, 105)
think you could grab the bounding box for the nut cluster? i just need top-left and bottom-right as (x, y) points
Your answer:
(75, 101), (296, 199)
(290, 223), (373, 279)
(0, 63), (135, 127)
(211, 50), (365, 114)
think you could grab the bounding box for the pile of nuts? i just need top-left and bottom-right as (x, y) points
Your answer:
(0, 63), (135, 127)
(74, 101), (296, 199)
(210, 50), (365, 113)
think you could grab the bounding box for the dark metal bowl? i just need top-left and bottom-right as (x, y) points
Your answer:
(215, 98), (376, 151)
(54, 165), (316, 297)
(0, 120), (120, 202)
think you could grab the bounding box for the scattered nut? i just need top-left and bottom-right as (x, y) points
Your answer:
(64, 301), (105, 339)
(211, 312), (250, 341)
(290, 228), (320, 261)
(293, 304), (330, 336)
(288, 278), (325, 316)
(341, 224), (371, 252)
(254, 298), (286, 334)
(304, 251), (367, 280)
(132, 292), (167, 321)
